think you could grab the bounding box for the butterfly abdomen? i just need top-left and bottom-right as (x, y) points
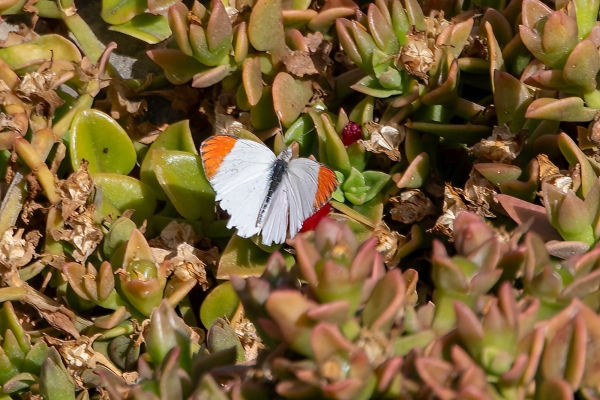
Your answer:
(256, 158), (288, 227)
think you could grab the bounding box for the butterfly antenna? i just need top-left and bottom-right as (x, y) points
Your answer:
(276, 110), (284, 135)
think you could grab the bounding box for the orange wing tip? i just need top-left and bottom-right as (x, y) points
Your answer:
(200, 136), (238, 179)
(314, 166), (338, 208)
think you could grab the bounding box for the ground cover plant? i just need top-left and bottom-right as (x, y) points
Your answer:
(2, 0), (600, 398)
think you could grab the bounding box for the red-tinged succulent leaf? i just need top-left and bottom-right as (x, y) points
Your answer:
(293, 234), (321, 286)
(493, 70), (532, 127)
(563, 40), (600, 93)
(62, 262), (91, 301)
(394, 152), (429, 189)
(495, 193), (562, 241)
(336, 19), (364, 68)
(362, 268), (405, 332)
(484, 22), (504, 90)
(431, 254), (470, 293)
(248, 0), (285, 53)
(421, 59), (459, 106)
(349, 237), (378, 282)
(168, 2), (193, 56)
(265, 290), (319, 357)
(272, 72), (313, 127)
(192, 64), (231, 88)
(453, 212), (495, 257)
(305, 301), (351, 325)
(147, 49), (205, 85)
(527, 97), (598, 122)
(467, 239), (500, 273)
(206, 0), (233, 53)
(415, 357), (455, 399)
(454, 301), (484, 348)
(521, 0), (553, 28)
(473, 163), (522, 186)
(145, 300), (191, 370)
(561, 268), (600, 301)
(308, 2), (357, 33)
(311, 322), (356, 364)
(367, 3), (398, 54)
(242, 57), (263, 107)
(189, 24), (230, 67)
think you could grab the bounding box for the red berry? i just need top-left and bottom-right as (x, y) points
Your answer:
(300, 203), (333, 233)
(341, 122), (362, 146)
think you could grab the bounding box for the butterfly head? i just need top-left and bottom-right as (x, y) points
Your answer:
(277, 146), (293, 163)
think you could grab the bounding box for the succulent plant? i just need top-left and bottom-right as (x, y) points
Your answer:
(0, 302), (52, 398)
(8, 0), (600, 398)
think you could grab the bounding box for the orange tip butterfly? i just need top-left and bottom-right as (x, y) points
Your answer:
(200, 135), (338, 246)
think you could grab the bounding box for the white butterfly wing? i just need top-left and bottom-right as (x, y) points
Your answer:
(259, 158), (338, 245)
(260, 181), (290, 246)
(201, 136), (276, 238)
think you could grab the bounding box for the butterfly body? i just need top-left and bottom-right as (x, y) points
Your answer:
(200, 136), (338, 245)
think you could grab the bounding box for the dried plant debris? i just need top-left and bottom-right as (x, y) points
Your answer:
(431, 171), (497, 237)
(470, 125), (523, 163)
(57, 162), (94, 221)
(537, 153), (576, 193)
(282, 32), (333, 77)
(0, 228), (36, 273)
(400, 28), (435, 83)
(389, 189), (437, 224)
(374, 221), (407, 266)
(362, 122), (404, 161)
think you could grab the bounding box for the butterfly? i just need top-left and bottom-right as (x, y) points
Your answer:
(200, 135), (338, 245)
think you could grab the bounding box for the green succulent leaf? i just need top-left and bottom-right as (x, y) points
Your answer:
(0, 34), (82, 72)
(39, 348), (75, 400)
(343, 167), (369, 205)
(70, 109), (137, 175)
(101, 0), (146, 25)
(349, 96), (375, 125)
(92, 173), (158, 227)
(189, 24), (231, 67)
(207, 319), (245, 362)
(140, 120), (197, 201)
(319, 114), (351, 177)
(251, 87), (280, 130)
(217, 235), (272, 279)
(102, 217), (137, 260)
(109, 14), (172, 44)
(151, 150), (215, 224)
(200, 282), (240, 329)
(362, 171), (391, 201)
(351, 75), (404, 98)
